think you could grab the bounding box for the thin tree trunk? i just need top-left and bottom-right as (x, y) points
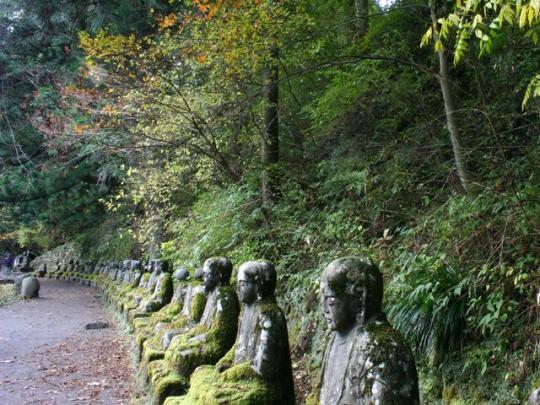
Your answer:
(355, 0), (369, 36)
(261, 47), (280, 208)
(148, 210), (163, 259)
(431, 3), (472, 193)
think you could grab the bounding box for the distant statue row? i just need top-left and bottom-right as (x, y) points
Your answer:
(50, 257), (420, 404)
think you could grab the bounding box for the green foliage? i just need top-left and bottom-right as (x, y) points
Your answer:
(0, 285), (20, 307)
(15, 223), (53, 251)
(426, 0), (540, 106)
(387, 252), (468, 363)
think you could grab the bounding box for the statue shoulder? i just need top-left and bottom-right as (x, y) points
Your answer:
(217, 285), (237, 300)
(357, 318), (420, 404)
(363, 317), (414, 363)
(257, 302), (286, 330)
(216, 286), (240, 312)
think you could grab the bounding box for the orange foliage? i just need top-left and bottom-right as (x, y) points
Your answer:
(73, 124), (91, 135)
(157, 13), (178, 29)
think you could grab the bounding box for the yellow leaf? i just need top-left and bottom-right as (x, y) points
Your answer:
(519, 5), (528, 27)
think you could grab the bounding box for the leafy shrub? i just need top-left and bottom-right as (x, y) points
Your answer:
(387, 251), (468, 364)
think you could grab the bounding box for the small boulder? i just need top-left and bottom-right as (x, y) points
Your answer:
(21, 276), (40, 299)
(15, 273), (31, 294)
(84, 322), (109, 330)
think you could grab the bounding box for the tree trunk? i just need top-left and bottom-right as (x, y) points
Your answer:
(431, 3), (472, 193)
(261, 47), (280, 208)
(148, 210), (163, 259)
(355, 0), (369, 36)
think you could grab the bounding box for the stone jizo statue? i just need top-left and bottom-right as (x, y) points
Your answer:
(149, 257), (239, 403)
(139, 260), (172, 313)
(310, 256), (419, 405)
(137, 267), (206, 364)
(169, 260), (295, 405)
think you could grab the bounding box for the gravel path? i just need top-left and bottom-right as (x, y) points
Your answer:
(0, 279), (142, 404)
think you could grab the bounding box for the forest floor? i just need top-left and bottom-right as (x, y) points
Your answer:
(0, 279), (143, 404)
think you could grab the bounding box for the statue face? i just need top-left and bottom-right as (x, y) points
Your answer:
(203, 264), (219, 292)
(237, 268), (257, 304)
(322, 284), (356, 332)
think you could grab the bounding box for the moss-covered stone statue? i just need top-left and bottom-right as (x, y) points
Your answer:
(113, 260), (143, 311)
(148, 257), (239, 404)
(137, 267), (206, 363)
(307, 256), (419, 405)
(129, 260), (173, 323)
(166, 260), (295, 405)
(122, 260), (160, 315)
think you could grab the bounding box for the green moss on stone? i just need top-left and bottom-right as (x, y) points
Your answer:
(190, 291), (205, 323)
(165, 365), (272, 405)
(164, 286), (239, 377)
(153, 370), (188, 405)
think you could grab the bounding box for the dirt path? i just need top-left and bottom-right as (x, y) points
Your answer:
(0, 279), (142, 404)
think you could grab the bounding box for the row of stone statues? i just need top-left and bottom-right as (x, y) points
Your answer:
(45, 256), (420, 405)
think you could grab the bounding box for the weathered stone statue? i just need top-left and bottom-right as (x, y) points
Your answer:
(111, 260), (139, 309)
(131, 260), (173, 321)
(135, 267), (192, 356)
(122, 260), (156, 313)
(148, 257), (239, 404)
(309, 257), (419, 405)
(138, 267), (206, 364)
(166, 260), (295, 405)
(14, 253), (31, 272)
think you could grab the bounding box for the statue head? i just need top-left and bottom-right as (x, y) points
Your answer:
(153, 259), (170, 274)
(203, 257), (232, 292)
(175, 266), (190, 281)
(321, 257), (383, 332)
(237, 260), (276, 304)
